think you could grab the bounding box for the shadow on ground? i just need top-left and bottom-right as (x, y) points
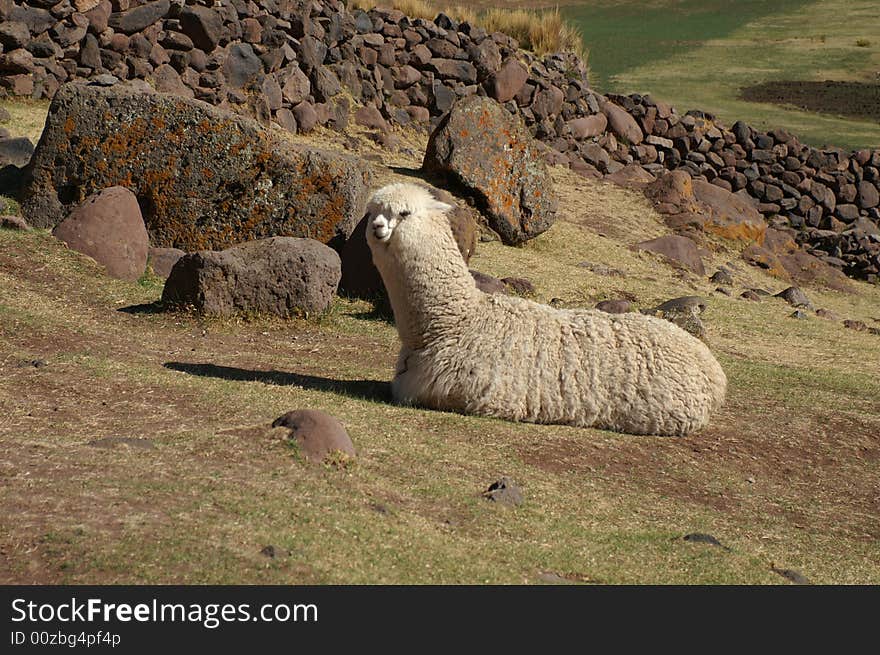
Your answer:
(164, 361), (391, 402)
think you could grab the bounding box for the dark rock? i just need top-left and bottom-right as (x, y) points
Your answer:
(709, 269), (734, 285)
(272, 409), (355, 463)
(162, 237), (341, 317)
(843, 319), (867, 332)
(22, 83), (371, 252)
(774, 286), (812, 308)
(789, 309), (808, 319)
(292, 100), (318, 133)
(487, 58), (527, 103)
(858, 181), (879, 209)
(281, 66), (311, 106)
(52, 186), (149, 281)
(482, 477), (523, 506)
(0, 21), (29, 50)
(423, 95), (557, 246)
(224, 43), (263, 89)
(179, 5), (223, 52)
(601, 101), (643, 145)
(108, 0), (170, 35)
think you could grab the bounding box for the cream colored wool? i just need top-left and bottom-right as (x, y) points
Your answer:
(366, 182), (727, 436)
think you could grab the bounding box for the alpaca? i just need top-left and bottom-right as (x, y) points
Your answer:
(366, 182), (727, 436)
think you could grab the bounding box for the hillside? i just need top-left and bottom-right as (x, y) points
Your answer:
(1, 111), (879, 583)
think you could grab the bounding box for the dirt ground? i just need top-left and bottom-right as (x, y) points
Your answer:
(740, 80), (880, 122)
(1, 122), (879, 584)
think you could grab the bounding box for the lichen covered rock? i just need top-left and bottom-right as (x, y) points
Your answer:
(422, 95), (557, 245)
(21, 82), (372, 251)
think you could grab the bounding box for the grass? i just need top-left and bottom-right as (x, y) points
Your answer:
(1, 141), (878, 583)
(0, 97), (50, 145)
(563, 0), (880, 150)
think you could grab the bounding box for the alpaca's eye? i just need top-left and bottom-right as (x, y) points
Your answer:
(400, 210), (411, 217)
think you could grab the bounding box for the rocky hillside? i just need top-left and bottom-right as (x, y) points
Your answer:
(0, 0), (878, 281)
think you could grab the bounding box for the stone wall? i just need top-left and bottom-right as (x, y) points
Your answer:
(1, 0), (877, 281)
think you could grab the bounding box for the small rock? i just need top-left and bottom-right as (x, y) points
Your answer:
(775, 286), (812, 308)
(715, 286), (732, 296)
(482, 477), (523, 506)
(633, 235), (705, 275)
(272, 409), (355, 464)
(843, 319), (867, 332)
(790, 309), (808, 319)
(741, 290), (762, 301)
(709, 269), (734, 286)
(772, 567), (811, 585)
(0, 214), (30, 230)
(815, 308), (838, 320)
(654, 296), (706, 313)
(595, 299), (633, 314)
(260, 545), (290, 558)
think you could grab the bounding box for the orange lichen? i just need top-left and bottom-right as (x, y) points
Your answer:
(704, 221), (767, 244)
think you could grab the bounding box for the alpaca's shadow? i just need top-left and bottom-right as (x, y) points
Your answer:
(164, 362), (391, 403)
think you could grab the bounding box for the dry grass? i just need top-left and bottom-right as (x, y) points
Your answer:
(348, 0), (587, 60)
(2, 114), (879, 583)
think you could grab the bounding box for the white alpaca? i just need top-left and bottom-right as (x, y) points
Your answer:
(366, 182), (727, 436)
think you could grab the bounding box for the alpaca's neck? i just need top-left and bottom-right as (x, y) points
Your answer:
(379, 218), (479, 349)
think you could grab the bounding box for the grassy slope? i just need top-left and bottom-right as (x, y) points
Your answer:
(565, 0), (880, 151)
(1, 103), (878, 583)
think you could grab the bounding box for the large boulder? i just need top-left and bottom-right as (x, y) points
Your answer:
(691, 179), (766, 243)
(21, 82), (372, 252)
(161, 237), (341, 316)
(422, 95), (557, 245)
(645, 171), (765, 243)
(52, 186), (148, 281)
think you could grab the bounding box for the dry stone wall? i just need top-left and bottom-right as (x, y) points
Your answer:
(1, 0), (877, 281)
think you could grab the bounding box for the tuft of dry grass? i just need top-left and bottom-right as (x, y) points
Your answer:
(347, 1), (587, 60)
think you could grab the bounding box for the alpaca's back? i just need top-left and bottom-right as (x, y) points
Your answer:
(399, 291), (726, 435)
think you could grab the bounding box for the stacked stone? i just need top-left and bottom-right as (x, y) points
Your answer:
(599, 93), (880, 282)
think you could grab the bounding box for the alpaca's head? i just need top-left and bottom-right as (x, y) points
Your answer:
(365, 182), (453, 246)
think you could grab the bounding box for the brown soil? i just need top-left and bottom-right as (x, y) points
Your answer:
(740, 80), (880, 123)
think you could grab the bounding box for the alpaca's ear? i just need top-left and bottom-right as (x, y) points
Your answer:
(429, 199), (453, 214)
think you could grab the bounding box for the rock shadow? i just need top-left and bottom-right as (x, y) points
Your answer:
(118, 301), (167, 314)
(163, 361), (391, 403)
